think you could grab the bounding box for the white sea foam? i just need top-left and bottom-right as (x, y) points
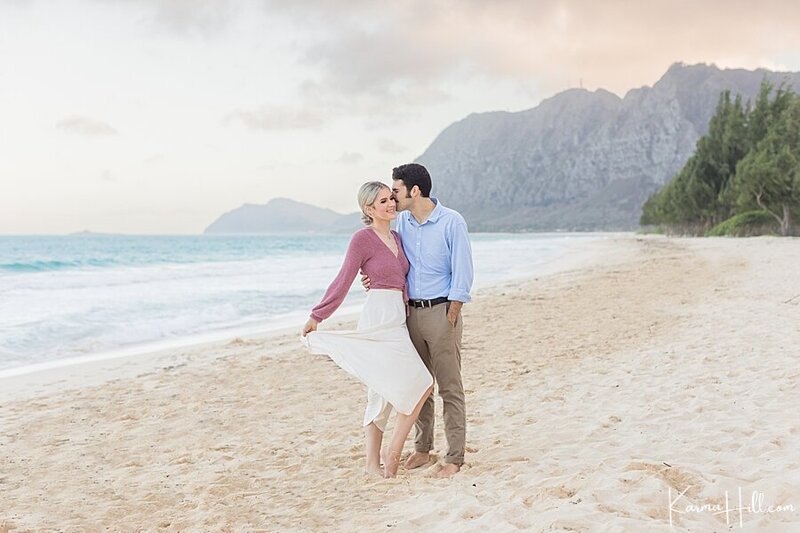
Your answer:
(0, 233), (606, 374)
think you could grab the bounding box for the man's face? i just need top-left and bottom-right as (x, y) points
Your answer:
(391, 179), (413, 212)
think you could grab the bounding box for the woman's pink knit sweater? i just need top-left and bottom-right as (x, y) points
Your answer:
(310, 227), (409, 323)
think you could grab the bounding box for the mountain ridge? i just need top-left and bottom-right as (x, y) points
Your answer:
(204, 197), (361, 234)
(416, 62), (800, 230)
(204, 63), (800, 233)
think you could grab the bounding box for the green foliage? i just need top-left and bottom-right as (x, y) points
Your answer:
(705, 210), (778, 237)
(642, 79), (800, 236)
(636, 224), (665, 235)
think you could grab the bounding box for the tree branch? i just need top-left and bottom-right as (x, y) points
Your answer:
(755, 190), (784, 225)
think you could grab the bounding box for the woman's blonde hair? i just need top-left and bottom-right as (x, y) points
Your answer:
(357, 181), (389, 225)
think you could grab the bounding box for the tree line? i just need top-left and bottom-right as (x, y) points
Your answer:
(641, 80), (800, 236)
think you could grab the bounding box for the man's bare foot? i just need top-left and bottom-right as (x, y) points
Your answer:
(434, 463), (461, 478)
(404, 451), (431, 470)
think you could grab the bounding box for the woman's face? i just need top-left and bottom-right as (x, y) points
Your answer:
(368, 187), (397, 222)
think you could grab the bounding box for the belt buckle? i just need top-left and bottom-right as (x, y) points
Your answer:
(423, 299), (431, 308)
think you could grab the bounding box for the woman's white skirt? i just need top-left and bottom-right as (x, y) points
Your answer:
(301, 289), (433, 431)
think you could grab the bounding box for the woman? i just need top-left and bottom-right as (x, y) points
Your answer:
(301, 181), (433, 478)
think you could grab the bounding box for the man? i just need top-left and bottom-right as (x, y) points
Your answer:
(364, 163), (473, 478)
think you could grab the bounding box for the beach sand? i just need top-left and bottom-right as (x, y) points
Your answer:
(1, 235), (799, 532)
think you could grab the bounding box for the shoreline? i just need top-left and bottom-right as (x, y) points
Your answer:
(0, 234), (618, 402)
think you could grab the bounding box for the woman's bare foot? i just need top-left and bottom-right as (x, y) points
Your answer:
(364, 464), (383, 478)
(404, 451), (431, 470)
(364, 448), (382, 478)
(434, 463), (460, 478)
(383, 450), (402, 478)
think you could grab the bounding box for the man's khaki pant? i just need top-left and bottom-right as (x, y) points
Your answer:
(407, 302), (465, 465)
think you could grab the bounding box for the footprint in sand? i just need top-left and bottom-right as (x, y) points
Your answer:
(625, 461), (706, 498)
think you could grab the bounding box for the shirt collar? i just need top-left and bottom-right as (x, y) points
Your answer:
(403, 197), (444, 226)
(423, 197), (444, 225)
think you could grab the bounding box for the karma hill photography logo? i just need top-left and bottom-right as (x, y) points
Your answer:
(668, 486), (797, 528)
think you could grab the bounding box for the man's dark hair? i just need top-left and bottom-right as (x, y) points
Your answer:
(392, 163), (432, 198)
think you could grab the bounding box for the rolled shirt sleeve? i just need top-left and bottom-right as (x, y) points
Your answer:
(447, 218), (473, 303)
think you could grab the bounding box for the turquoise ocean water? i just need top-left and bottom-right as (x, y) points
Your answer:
(0, 233), (603, 376)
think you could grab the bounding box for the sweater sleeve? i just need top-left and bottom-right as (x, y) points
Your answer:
(310, 232), (367, 322)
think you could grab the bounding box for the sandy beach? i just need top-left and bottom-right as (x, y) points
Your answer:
(1, 235), (799, 532)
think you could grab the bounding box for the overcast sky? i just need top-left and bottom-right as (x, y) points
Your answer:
(2, 0), (799, 234)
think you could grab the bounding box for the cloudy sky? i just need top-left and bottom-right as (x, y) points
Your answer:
(2, 0), (799, 234)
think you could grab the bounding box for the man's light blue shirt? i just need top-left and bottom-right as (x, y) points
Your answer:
(396, 197), (473, 303)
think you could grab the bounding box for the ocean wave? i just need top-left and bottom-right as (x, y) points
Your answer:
(0, 258), (118, 272)
(0, 233), (604, 375)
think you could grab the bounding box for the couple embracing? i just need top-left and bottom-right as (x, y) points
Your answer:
(301, 163), (473, 479)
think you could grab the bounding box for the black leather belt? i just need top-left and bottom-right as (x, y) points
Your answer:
(408, 296), (449, 309)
